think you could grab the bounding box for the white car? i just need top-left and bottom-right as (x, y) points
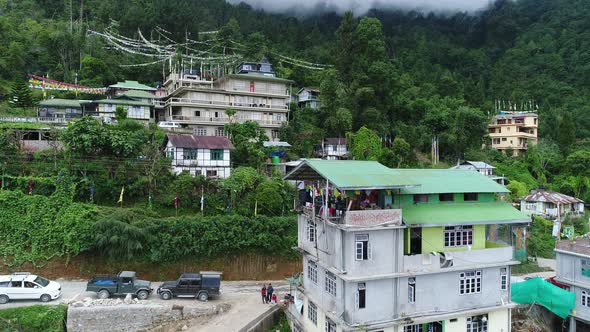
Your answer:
(0, 272), (62, 304)
(158, 121), (181, 129)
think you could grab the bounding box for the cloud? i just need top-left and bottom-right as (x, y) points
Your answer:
(228, 0), (493, 15)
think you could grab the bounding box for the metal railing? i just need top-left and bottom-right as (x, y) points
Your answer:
(169, 115), (286, 127)
(165, 97), (288, 111)
(0, 116), (68, 124)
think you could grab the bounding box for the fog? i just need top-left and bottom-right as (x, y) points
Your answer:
(228, 0), (494, 15)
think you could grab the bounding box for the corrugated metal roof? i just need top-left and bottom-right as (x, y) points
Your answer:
(403, 202), (529, 226)
(284, 160), (420, 190)
(225, 73), (294, 84)
(398, 169), (510, 194)
(450, 161), (495, 170)
(263, 141), (291, 147)
(109, 80), (156, 91)
(522, 190), (583, 204)
(325, 138), (347, 145)
(167, 134), (234, 150)
(120, 90), (158, 99)
(39, 98), (83, 108)
(93, 98), (153, 107)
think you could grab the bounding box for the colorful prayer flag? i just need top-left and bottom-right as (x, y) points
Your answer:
(174, 192), (178, 209)
(28, 179), (33, 195)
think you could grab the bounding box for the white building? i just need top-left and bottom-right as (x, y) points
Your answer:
(165, 134), (233, 178)
(315, 138), (348, 160)
(297, 87), (320, 110)
(160, 58), (293, 141)
(521, 190), (584, 219)
(450, 161), (508, 185)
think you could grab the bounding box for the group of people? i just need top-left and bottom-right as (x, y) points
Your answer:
(261, 283), (277, 304)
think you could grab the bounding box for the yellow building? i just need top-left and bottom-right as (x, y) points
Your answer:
(488, 112), (538, 156)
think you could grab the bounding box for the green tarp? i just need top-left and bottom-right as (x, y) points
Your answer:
(511, 277), (575, 318)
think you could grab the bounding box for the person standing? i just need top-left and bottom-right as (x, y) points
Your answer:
(267, 283), (273, 304)
(261, 285), (267, 304)
(271, 293), (277, 304)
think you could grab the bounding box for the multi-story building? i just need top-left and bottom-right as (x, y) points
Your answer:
(555, 238), (590, 331)
(315, 138), (348, 160)
(159, 58), (293, 141)
(450, 161), (508, 186)
(488, 112), (538, 156)
(285, 160), (530, 332)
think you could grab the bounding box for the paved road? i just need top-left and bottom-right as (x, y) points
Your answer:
(1, 279), (289, 310)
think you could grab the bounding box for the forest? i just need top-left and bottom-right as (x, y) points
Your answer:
(1, 0), (590, 204)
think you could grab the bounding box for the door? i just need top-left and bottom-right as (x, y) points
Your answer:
(410, 228), (422, 255)
(176, 279), (191, 296)
(119, 277), (135, 294)
(8, 281), (24, 299)
(188, 278), (201, 297)
(22, 281), (40, 300)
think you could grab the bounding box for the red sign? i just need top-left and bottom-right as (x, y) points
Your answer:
(345, 209), (402, 227)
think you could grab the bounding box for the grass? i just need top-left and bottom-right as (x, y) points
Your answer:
(0, 304), (66, 332)
(512, 260), (552, 275)
(266, 311), (291, 332)
(0, 122), (48, 130)
(0, 102), (37, 117)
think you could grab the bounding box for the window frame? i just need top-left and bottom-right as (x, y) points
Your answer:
(324, 318), (336, 332)
(306, 221), (316, 242)
(325, 271), (337, 297)
(183, 148), (199, 160)
(413, 194), (428, 204)
(307, 260), (318, 284)
(459, 270), (482, 295)
(308, 301), (317, 325)
(404, 325), (423, 332)
(466, 314), (488, 332)
(500, 268), (508, 291)
(444, 225), (473, 247)
(356, 282), (366, 309)
(210, 149), (224, 161)
(439, 193), (454, 202)
(408, 277), (416, 303)
(355, 234), (370, 261)
(464, 192), (479, 201)
(582, 290), (590, 307)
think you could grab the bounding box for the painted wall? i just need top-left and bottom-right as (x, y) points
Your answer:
(421, 225), (486, 254)
(556, 251), (590, 321)
(397, 192), (496, 207)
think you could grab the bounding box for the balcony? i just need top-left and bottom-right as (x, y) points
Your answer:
(169, 114), (286, 128)
(403, 241), (513, 273)
(165, 97), (288, 112)
(0, 116), (68, 125)
(303, 205), (402, 227)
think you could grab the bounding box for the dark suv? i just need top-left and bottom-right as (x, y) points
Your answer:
(157, 271), (221, 301)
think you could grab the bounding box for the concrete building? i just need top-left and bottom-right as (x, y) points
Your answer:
(107, 80), (157, 97)
(520, 190), (584, 219)
(160, 58), (293, 141)
(38, 98), (89, 119)
(488, 112), (538, 156)
(165, 134), (233, 178)
(91, 94), (154, 122)
(284, 160), (529, 332)
(297, 87), (320, 110)
(555, 238), (590, 331)
(315, 138), (348, 160)
(450, 161), (508, 186)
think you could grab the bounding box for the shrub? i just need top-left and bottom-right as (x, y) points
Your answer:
(0, 305), (66, 332)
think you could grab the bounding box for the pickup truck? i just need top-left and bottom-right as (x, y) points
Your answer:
(157, 271), (222, 301)
(86, 271), (152, 300)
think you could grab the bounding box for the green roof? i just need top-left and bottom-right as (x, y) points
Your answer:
(39, 99), (84, 108)
(397, 169), (510, 194)
(226, 73), (294, 84)
(120, 90), (158, 99)
(284, 159), (419, 190)
(108, 80), (156, 91)
(403, 202), (529, 226)
(94, 98), (152, 107)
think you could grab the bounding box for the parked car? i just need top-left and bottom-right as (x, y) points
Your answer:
(86, 271), (152, 300)
(157, 271), (222, 301)
(0, 272), (61, 304)
(158, 121), (181, 129)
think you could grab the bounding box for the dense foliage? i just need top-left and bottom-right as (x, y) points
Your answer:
(0, 305), (67, 332)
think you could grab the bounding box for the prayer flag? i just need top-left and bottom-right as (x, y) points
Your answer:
(334, 189), (341, 198)
(28, 179), (33, 195)
(174, 192), (179, 209)
(90, 183), (95, 201)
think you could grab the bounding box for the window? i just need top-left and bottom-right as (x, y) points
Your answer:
(404, 325), (423, 332)
(183, 148), (199, 160)
(307, 260), (318, 284)
(215, 127), (226, 137)
(502, 138), (507, 141)
(325, 271), (337, 297)
(332, 145), (337, 152)
(272, 130), (280, 139)
(306, 221), (316, 242)
(444, 225), (473, 247)
(325, 318), (336, 332)
(0, 281), (9, 287)
(10, 281), (22, 287)
(166, 148), (175, 159)
(582, 290), (590, 307)
(413, 194), (428, 204)
(210, 149), (224, 160)
(500, 268), (508, 291)
(439, 193), (454, 202)
(466, 315), (488, 332)
(408, 277), (416, 303)
(582, 259), (590, 278)
(128, 106), (145, 118)
(308, 301), (317, 325)
(464, 193), (478, 201)
(206, 170), (218, 177)
(355, 234), (370, 261)
(460, 271), (482, 295)
(195, 127), (207, 136)
(356, 283), (366, 309)
(195, 111), (201, 117)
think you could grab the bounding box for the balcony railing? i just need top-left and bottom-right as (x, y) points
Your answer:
(303, 205), (402, 227)
(169, 114), (286, 127)
(165, 97), (289, 111)
(0, 116), (68, 124)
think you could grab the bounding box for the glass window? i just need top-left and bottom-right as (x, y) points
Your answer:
(210, 149), (224, 160)
(357, 283), (366, 309)
(325, 271), (337, 297)
(500, 268), (508, 291)
(404, 325), (423, 332)
(308, 301), (317, 325)
(325, 318), (336, 332)
(467, 315), (488, 332)
(444, 225), (473, 247)
(408, 277), (416, 303)
(307, 221), (316, 242)
(11, 281), (22, 287)
(464, 193), (478, 201)
(307, 260), (318, 284)
(413, 194), (428, 204)
(460, 271), (482, 295)
(355, 234), (369, 261)
(184, 148), (199, 160)
(583, 290), (590, 307)
(439, 193), (454, 201)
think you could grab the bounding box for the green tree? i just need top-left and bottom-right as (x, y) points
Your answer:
(347, 126), (382, 161)
(224, 121), (268, 169)
(557, 112), (576, 154)
(9, 80), (33, 109)
(115, 106), (127, 121)
(391, 137), (412, 168)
